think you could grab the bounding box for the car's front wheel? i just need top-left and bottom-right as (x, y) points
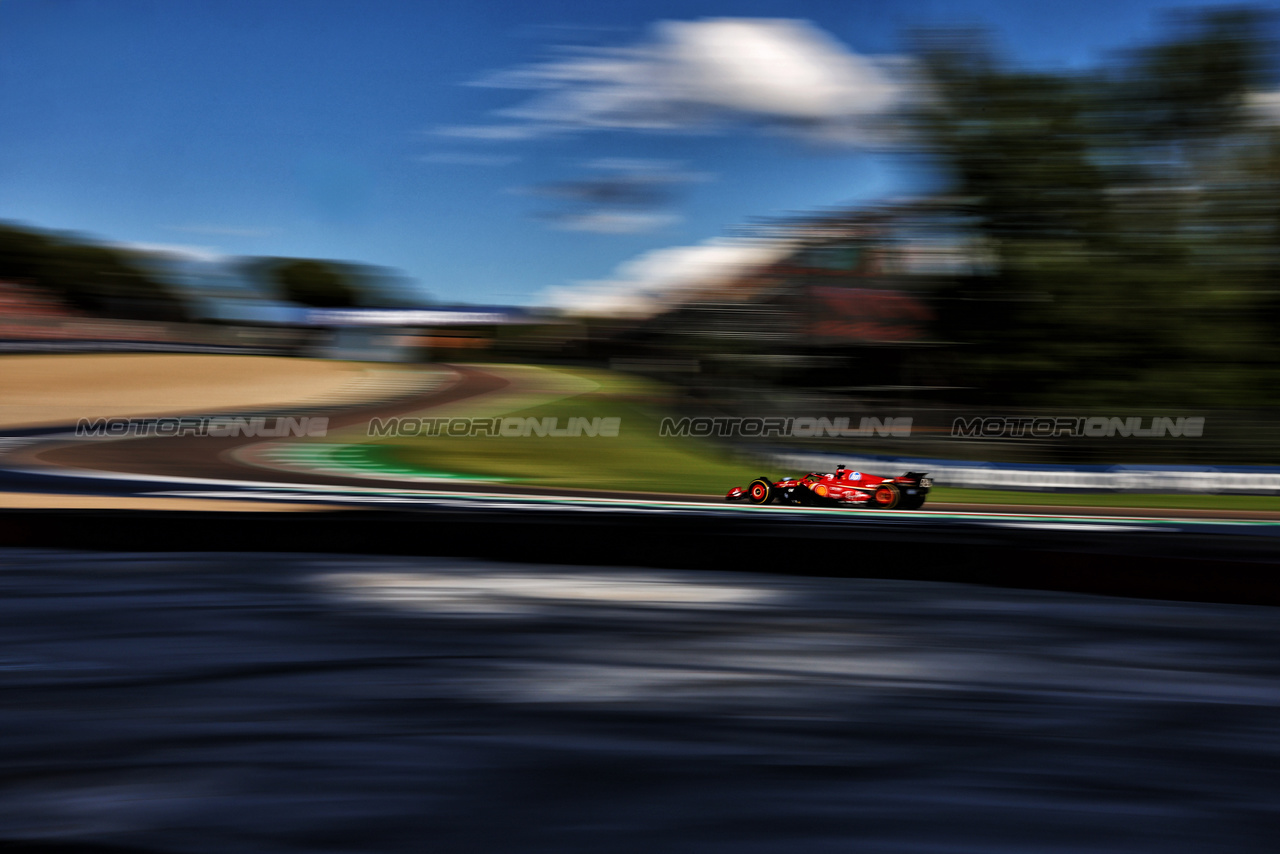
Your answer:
(747, 478), (774, 505)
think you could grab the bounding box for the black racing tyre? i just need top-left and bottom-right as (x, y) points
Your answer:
(871, 482), (901, 509)
(899, 493), (926, 510)
(747, 478), (774, 505)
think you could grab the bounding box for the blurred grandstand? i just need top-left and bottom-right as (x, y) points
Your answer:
(600, 201), (976, 387)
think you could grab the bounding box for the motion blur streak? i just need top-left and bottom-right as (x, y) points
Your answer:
(3, 550), (1279, 852)
(318, 570), (779, 615)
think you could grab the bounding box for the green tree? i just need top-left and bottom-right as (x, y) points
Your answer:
(916, 9), (1279, 409)
(249, 258), (359, 308)
(0, 222), (188, 321)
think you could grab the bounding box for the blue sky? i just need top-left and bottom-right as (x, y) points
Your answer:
(0, 0), (1267, 309)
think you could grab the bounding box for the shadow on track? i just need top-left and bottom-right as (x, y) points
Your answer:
(2, 550), (1279, 852)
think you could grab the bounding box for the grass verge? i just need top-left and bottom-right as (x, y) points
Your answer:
(365, 367), (765, 494)
(335, 364), (1280, 509)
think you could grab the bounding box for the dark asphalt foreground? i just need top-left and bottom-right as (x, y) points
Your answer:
(2, 550), (1280, 853)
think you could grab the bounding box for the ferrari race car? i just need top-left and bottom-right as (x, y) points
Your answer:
(726, 465), (932, 510)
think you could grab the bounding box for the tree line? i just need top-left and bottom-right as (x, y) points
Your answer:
(0, 221), (417, 321)
(917, 8), (1280, 409)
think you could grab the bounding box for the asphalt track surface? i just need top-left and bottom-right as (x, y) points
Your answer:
(3, 550), (1280, 854)
(1, 362), (1276, 523)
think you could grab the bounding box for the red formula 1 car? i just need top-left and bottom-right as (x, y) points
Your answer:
(726, 465), (932, 510)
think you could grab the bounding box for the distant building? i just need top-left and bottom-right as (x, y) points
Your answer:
(297, 306), (555, 362)
(611, 201), (986, 392)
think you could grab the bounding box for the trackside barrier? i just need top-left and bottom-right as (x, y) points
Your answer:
(3, 508), (1279, 606)
(764, 452), (1280, 494)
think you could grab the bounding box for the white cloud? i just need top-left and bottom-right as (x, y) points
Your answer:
(525, 161), (707, 207)
(541, 236), (794, 317)
(116, 242), (227, 264)
(462, 18), (910, 145)
(520, 159), (710, 233)
(584, 157), (713, 184)
(549, 211), (681, 234)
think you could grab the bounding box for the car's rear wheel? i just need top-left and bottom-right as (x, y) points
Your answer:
(899, 493), (925, 510)
(871, 483), (901, 509)
(747, 478), (774, 504)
